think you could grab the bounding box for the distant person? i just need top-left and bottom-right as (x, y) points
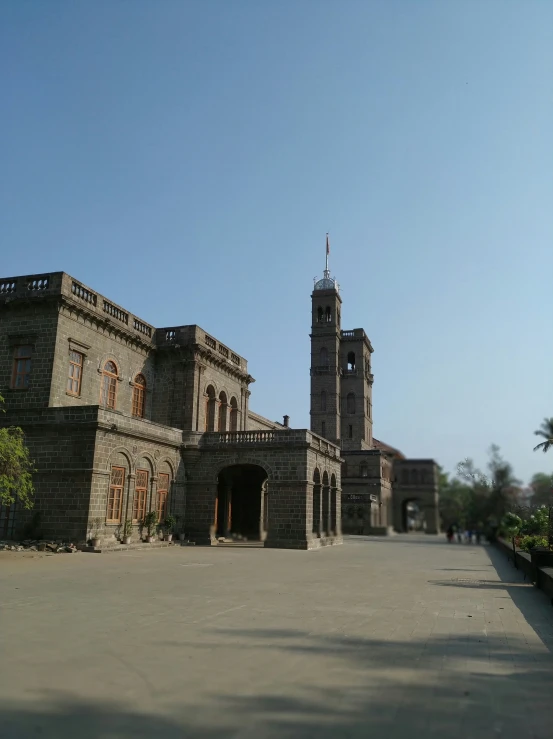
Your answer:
(457, 528), (463, 544)
(475, 530), (481, 545)
(467, 530), (473, 544)
(446, 525), (454, 543)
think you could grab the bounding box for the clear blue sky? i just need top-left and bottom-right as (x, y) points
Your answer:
(2, 1), (552, 485)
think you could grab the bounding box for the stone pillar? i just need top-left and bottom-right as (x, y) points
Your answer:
(185, 479), (218, 545)
(423, 493), (440, 534)
(260, 481), (268, 541)
(312, 484), (322, 537)
(264, 480), (313, 550)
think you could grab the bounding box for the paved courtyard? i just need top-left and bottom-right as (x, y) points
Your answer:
(1, 535), (552, 738)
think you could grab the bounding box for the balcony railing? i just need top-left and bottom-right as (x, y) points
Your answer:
(202, 431), (277, 445)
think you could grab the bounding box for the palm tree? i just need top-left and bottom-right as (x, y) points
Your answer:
(533, 418), (553, 453)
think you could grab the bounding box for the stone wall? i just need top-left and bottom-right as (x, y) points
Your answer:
(0, 406), (99, 541)
(0, 290), (60, 412)
(50, 302), (155, 413)
(184, 430), (343, 550)
(341, 449), (393, 534)
(89, 409), (184, 545)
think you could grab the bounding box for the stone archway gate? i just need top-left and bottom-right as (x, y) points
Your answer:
(392, 460), (440, 534)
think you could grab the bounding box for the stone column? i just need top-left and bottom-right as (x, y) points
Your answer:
(260, 481), (268, 541)
(264, 480), (312, 550)
(185, 479), (219, 546)
(423, 493), (440, 534)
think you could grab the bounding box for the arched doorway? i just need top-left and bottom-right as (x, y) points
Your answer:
(401, 499), (425, 533)
(215, 464), (268, 542)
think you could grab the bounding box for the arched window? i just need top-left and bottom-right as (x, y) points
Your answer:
(347, 392), (356, 414)
(325, 306), (332, 322)
(321, 390), (327, 412)
(218, 391), (228, 431)
(205, 385), (216, 431)
(317, 306), (323, 322)
(133, 467), (149, 524)
(312, 469), (321, 536)
(401, 469), (409, 485)
(100, 360), (118, 409)
(132, 374), (146, 418)
(347, 352), (356, 371)
(320, 347), (329, 366)
(360, 463), (368, 478)
(106, 465), (125, 523)
(156, 472), (170, 523)
(411, 469), (419, 485)
(229, 397), (238, 431)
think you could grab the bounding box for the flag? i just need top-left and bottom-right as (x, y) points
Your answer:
(326, 233), (330, 255)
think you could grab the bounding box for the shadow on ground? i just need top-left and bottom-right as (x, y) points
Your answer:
(2, 540), (553, 738)
(3, 627), (552, 739)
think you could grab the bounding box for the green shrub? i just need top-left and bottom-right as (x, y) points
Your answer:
(519, 507), (549, 536)
(519, 535), (548, 553)
(500, 512), (522, 538)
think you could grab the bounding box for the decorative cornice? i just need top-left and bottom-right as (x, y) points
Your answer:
(59, 296), (154, 352)
(192, 344), (254, 384)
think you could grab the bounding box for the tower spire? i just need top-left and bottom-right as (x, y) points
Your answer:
(325, 233), (330, 277)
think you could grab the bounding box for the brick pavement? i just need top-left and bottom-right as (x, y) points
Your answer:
(0, 535), (552, 738)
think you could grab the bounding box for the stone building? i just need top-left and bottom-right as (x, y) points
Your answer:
(0, 271), (342, 549)
(0, 256), (439, 547)
(309, 258), (440, 535)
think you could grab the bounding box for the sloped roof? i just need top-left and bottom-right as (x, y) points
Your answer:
(372, 438), (405, 460)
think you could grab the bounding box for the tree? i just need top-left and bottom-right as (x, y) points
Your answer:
(0, 394), (34, 509)
(529, 472), (553, 508)
(533, 417), (553, 454)
(438, 469), (473, 529)
(455, 445), (520, 530)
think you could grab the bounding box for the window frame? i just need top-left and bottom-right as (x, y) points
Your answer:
(11, 345), (32, 390)
(133, 468), (149, 523)
(131, 374), (147, 418)
(156, 473), (170, 523)
(106, 466), (125, 524)
(67, 350), (84, 397)
(100, 360), (118, 409)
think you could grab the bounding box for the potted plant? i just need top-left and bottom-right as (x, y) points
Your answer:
(121, 519), (133, 545)
(142, 511), (158, 543)
(164, 514), (177, 543)
(89, 517), (102, 549)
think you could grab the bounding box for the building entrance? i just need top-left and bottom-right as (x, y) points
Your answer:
(215, 464), (268, 542)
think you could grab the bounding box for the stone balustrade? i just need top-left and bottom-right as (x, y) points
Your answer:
(199, 429), (342, 458)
